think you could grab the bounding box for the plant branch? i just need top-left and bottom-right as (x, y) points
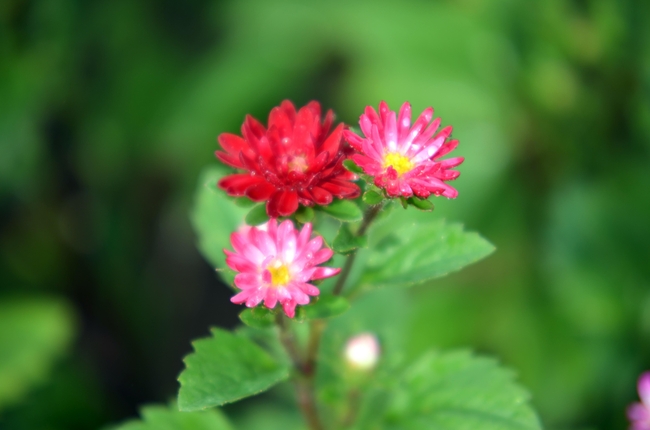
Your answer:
(276, 314), (325, 430)
(276, 203), (384, 430)
(295, 377), (325, 430)
(332, 204), (383, 296)
(276, 313), (304, 371)
(304, 320), (325, 376)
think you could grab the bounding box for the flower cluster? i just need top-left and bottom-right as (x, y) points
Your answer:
(217, 100), (462, 317)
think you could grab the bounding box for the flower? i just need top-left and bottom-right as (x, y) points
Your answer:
(343, 101), (463, 199)
(344, 333), (380, 371)
(216, 100), (360, 217)
(628, 372), (650, 430)
(225, 219), (340, 318)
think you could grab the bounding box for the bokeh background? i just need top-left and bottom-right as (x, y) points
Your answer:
(1, 0), (650, 428)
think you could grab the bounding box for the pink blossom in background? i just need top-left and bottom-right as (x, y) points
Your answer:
(344, 333), (380, 371)
(225, 219), (340, 318)
(344, 101), (463, 199)
(628, 372), (650, 430)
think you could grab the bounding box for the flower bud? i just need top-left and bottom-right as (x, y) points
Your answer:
(344, 333), (380, 371)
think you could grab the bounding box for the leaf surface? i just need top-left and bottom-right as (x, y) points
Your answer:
(357, 350), (542, 430)
(191, 166), (249, 284)
(362, 219), (495, 287)
(107, 404), (234, 430)
(178, 328), (290, 410)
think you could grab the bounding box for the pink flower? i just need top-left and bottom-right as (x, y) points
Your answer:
(225, 219), (340, 318)
(343, 101), (463, 199)
(629, 372), (650, 430)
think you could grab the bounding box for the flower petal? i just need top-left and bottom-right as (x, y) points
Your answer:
(311, 266), (341, 280)
(245, 181), (276, 201)
(309, 186), (333, 206)
(234, 273), (261, 290)
(640, 372), (650, 406)
(320, 123), (343, 159)
(218, 174), (266, 196)
(629, 403), (650, 421)
(397, 102), (412, 142)
(281, 299), (297, 318)
(278, 219), (298, 262)
(269, 190), (299, 217)
(297, 222), (313, 250)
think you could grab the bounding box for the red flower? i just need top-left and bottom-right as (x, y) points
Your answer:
(216, 101), (360, 217)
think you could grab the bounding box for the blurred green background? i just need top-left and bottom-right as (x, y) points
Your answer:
(1, 0), (649, 428)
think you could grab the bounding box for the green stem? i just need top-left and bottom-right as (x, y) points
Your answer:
(332, 204), (383, 296)
(276, 313), (304, 371)
(341, 388), (361, 427)
(304, 320), (325, 376)
(295, 376), (325, 430)
(276, 203), (384, 430)
(276, 314), (325, 430)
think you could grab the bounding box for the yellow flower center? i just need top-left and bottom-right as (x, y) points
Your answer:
(288, 155), (308, 173)
(268, 263), (291, 287)
(383, 152), (414, 176)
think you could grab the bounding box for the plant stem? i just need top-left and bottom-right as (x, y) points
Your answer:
(304, 320), (325, 376)
(276, 314), (325, 430)
(276, 313), (304, 371)
(341, 389), (361, 427)
(276, 204), (384, 430)
(332, 204), (383, 296)
(295, 377), (325, 430)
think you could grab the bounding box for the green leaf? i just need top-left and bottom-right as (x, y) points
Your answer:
(245, 204), (270, 226)
(191, 166), (249, 284)
(332, 223), (368, 255)
(362, 190), (384, 205)
(318, 200), (363, 222)
(302, 295), (350, 319)
(178, 328), (290, 410)
(356, 350), (542, 430)
(293, 306), (307, 323)
(398, 196), (408, 209)
(239, 307), (276, 329)
(106, 404), (234, 430)
(295, 206), (315, 224)
(234, 198), (256, 208)
(0, 298), (76, 411)
(362, 219), (495, 287)
(342, 159), (364, 174)
(229, 403), (305, 430)
(407, 196), (434, 211)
